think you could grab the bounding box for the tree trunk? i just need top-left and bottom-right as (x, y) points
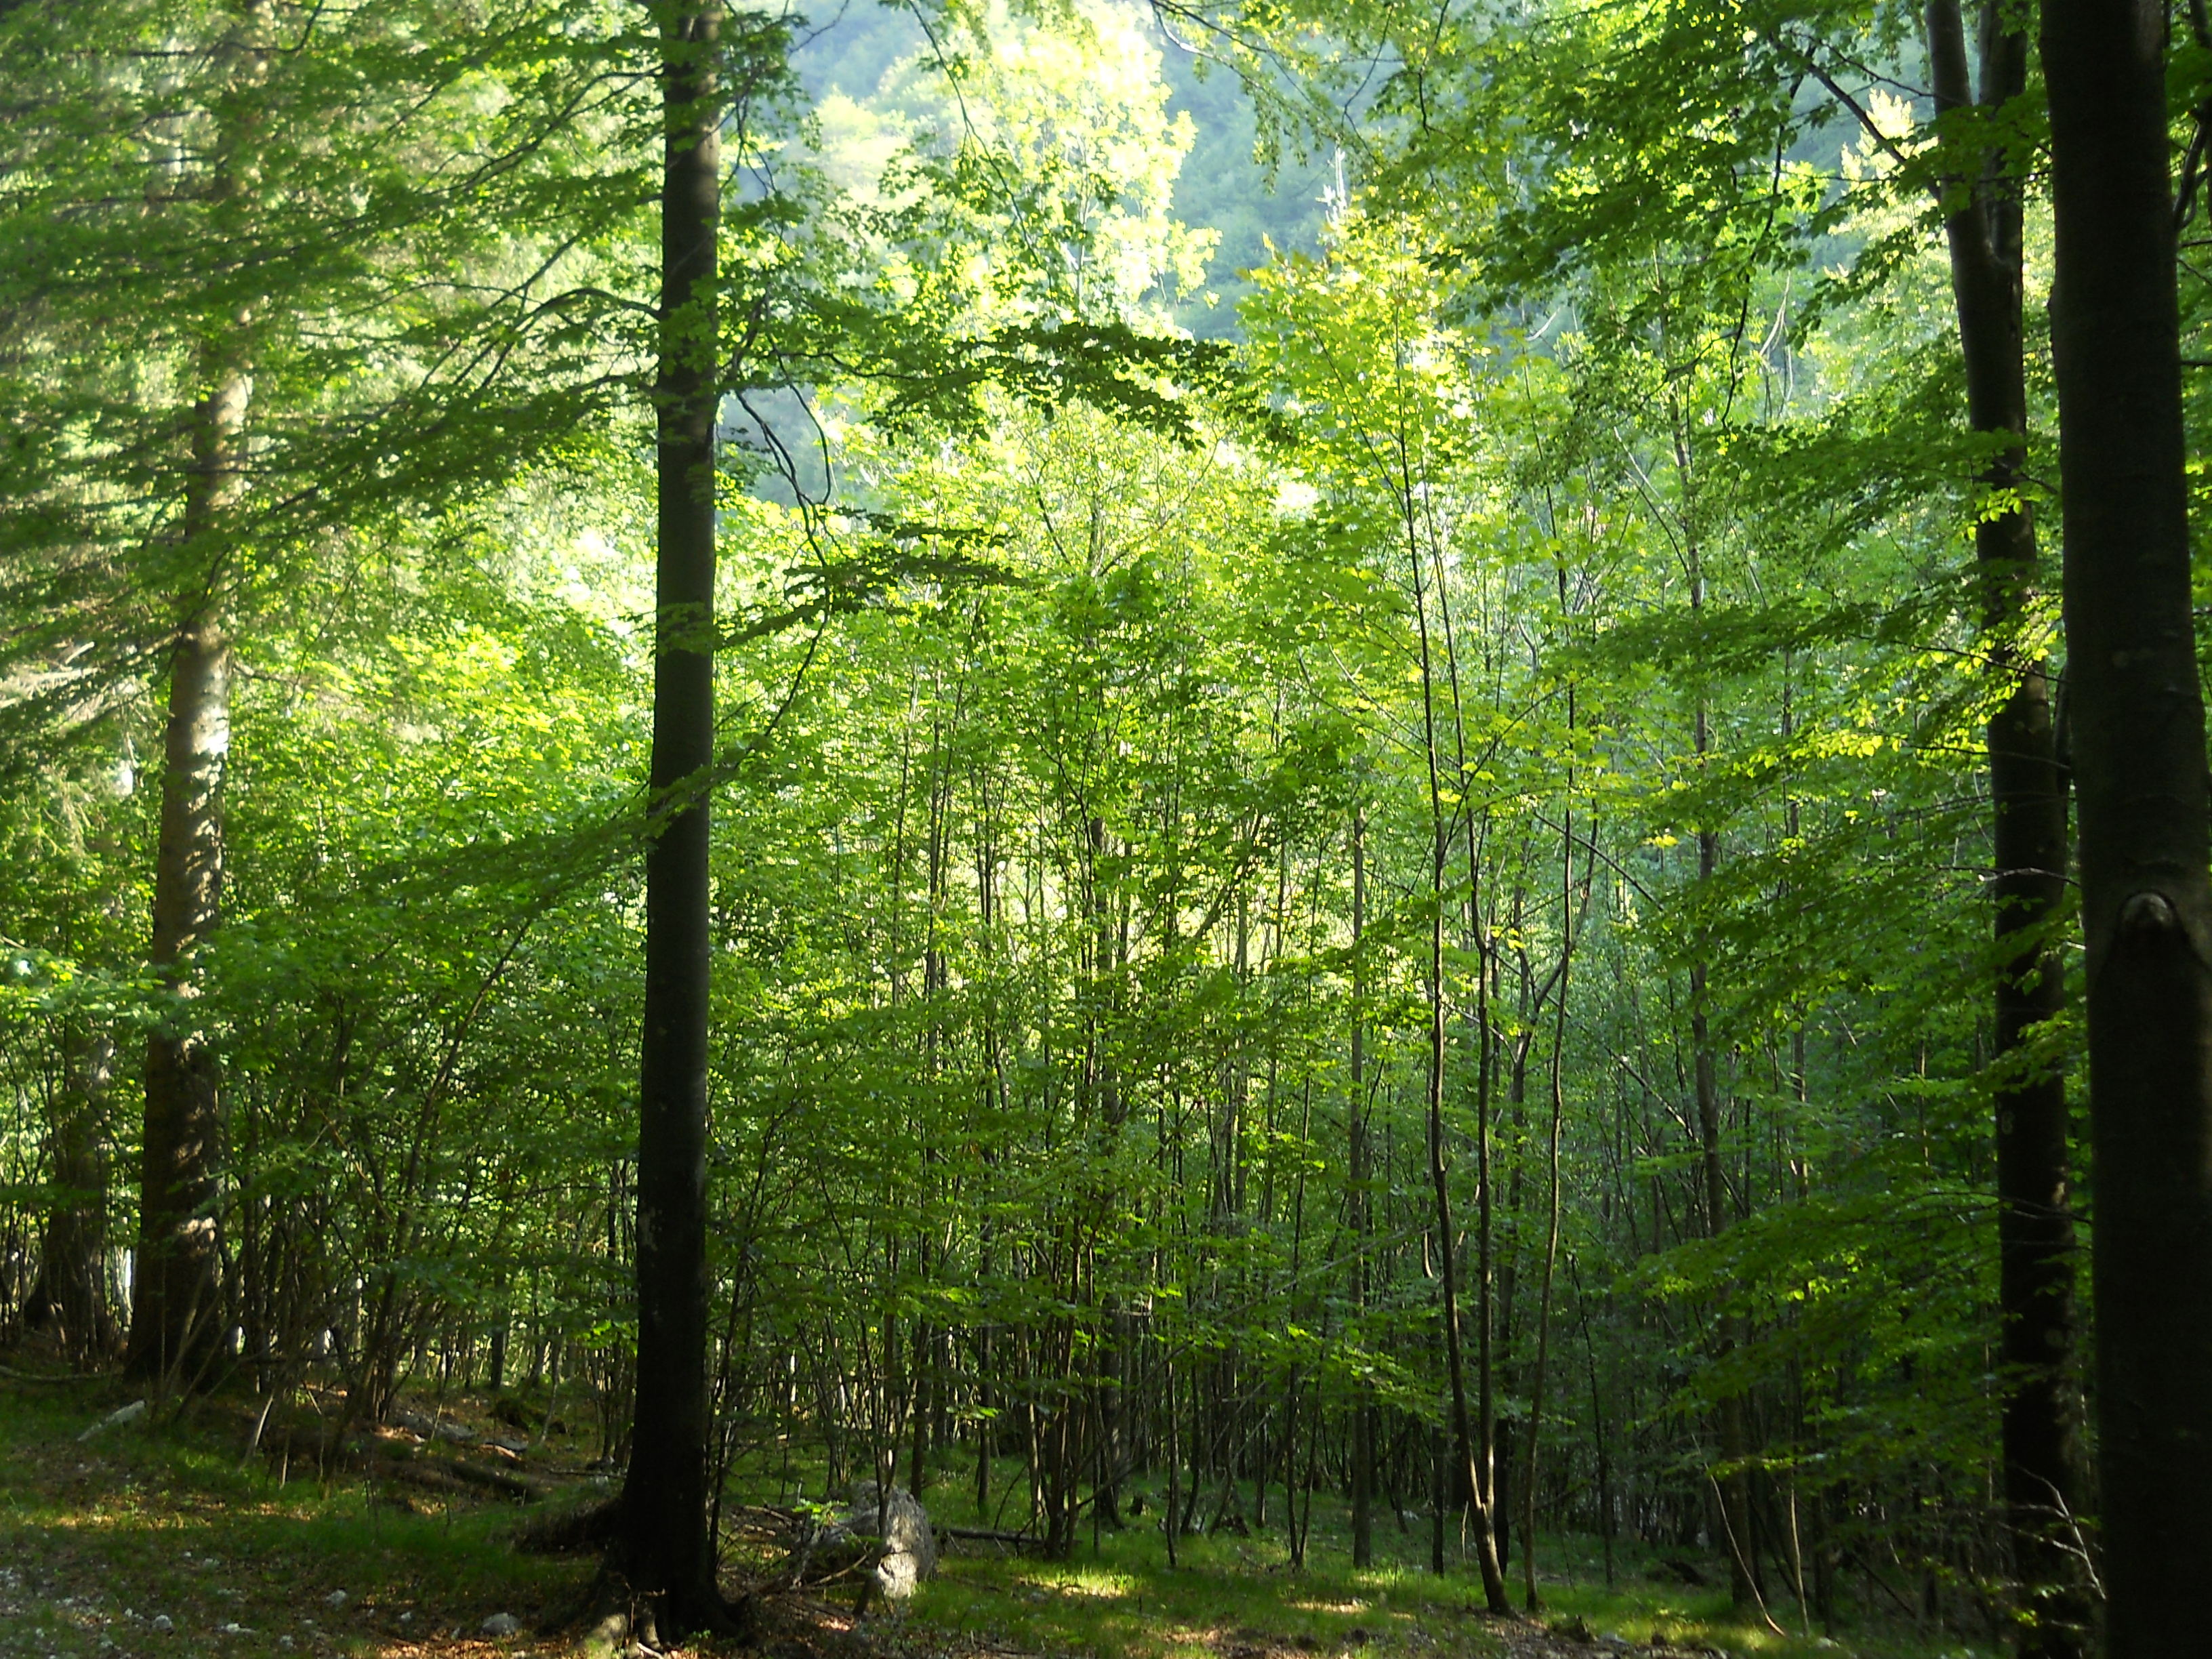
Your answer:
(41, 1026), (117, 1368)
(1695, 830), (1755, 1607)
(125, 347), (246, 1389)
(617, 0), (731, 1633)
(1925, 3), (2090, 1650)
(2042, 0), (2212, 1647)
(1408, 493), (1511, 1614)
(1349, 806), (1375, 1570)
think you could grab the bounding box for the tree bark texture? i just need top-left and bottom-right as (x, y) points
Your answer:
(1925, 3), (2090, 1649)
(618, 0), (725, 1629)
(2042, 0), (2212, 1647)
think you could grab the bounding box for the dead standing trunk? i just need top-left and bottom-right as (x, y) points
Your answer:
(2042, 0), (2212, 1647)
(1925, 3), (2091, 1649)
(616, 0), (735, 1635)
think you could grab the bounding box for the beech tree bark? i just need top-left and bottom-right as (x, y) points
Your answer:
(2041, 0), (2212, 1647)
(1924, 3), (2089, 1650)
(615, 0), (733, 1634)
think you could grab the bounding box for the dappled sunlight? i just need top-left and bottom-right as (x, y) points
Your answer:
(1021, 1567), (1137, 1599)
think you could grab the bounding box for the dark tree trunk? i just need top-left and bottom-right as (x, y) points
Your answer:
(125, 354), (246, 1390)
(1925, 3), (2090, 1650)
(617, 1), (731, 1634)
(41, 1027), (117, 1368)
(2043, 0), (2212, 1648)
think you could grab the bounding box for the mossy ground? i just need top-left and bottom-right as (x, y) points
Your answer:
(0, 1376), (1994, 1659)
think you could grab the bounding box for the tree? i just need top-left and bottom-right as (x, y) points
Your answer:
(2041, 0), (2212, 1645)
(0, 0), (655, 1391)
(613, 0), (741, 1635)
(1925, 1), (2088, 1645)
(124, 0), (266, 1391)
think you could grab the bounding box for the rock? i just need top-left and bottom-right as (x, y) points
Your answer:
(150, 1616), (173, 1633)
(324, 1591), (348, 1610)
(481, 1613), (521, 1637)
(796, 1481), (937, 1601)
(77, 1401), (148, 1443)
(218, 1623), (252, 1635)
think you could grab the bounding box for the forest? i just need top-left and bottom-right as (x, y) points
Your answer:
(2, 1), (2209, 1658)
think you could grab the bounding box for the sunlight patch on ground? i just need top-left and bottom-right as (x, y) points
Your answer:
(1025, 1568), (1136, 1599)
(1160, 1626), (1226, 1658)
(1286, 1599), (1368, 1614)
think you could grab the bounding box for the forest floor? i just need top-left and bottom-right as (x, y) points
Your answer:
(0, 1368), (1986, 1659)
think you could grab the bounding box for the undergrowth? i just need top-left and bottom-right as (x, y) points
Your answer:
(0, 1379), (2002, 1659)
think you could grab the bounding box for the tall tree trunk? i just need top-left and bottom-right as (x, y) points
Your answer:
(1406, 482), (1511, 1614)
(1667, 375), (1755, 1603)
(617, 1), (732, 1633)
(1925, 4), (2090, 1650)
(1521, 667), (1577, 1612)
(2042, 0), (2212, 1647)
(125, 345), (246, 1389)
(1349, 806), (1375, 1570)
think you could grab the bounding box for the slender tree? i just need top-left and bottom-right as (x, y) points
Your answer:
(615, 0), (739, 1633)
(1925, 2), (2089, 1647)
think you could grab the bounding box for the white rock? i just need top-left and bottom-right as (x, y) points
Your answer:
(323, 1592), (347, 1610)
(218, 1623), (252, 1635)
(77, 1401), (148, 1443)
(840, 1481), (938, 1601)
(150, 1616), (173, 1633)
(481, 1613), (521, 1636)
